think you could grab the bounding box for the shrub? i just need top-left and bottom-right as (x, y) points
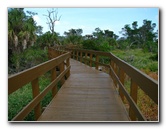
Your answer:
(9, 47), (48, 74)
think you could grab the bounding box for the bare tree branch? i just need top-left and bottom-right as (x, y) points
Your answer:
(43, 8), (61, 34)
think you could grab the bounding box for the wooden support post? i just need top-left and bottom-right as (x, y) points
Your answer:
(114, 63), (118, 87)
(129, 80), (138, 121)
(74, 51), (76, 60)
(109, 59), (113, 77)
(66, 58), (70, 78)
(110, 60), (116, 88)
(90, 53), (92, 67)
(76, 51), (79, 61)
(73, 51), (75, 59)
(60, 62), (65, 85)
(85, 52), (87, 65)
(80, 52), (83, 63)
(95, 55), (99, 70)
(31, 78), (41, 120)
(71, 51), (73, 58)
(51, 67), (57, 97)
(119, 68), (125, 102)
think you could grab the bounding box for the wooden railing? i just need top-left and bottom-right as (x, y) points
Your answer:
(64, 48), (158, 121)
(8, 49), (71, 121)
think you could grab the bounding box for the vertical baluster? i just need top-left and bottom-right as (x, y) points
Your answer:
(71, 51), (73, 58)
(51, 67), (57, 97)
(80, 52), (83, 63)
(31, 78), (41, 120)
(90, 53), (92, 67)
(95, 55), (99, 70)
(115, 64), (119, 87)
(129, 79), (138, 121)
(74, 51), (76, 60)
(109, 59), (113, 77)
(76, 51), (79, 61)
(110, 60), (116, 87)
(119, 68), (125, 102)
(85, 52), (87, 65)
(73, 51), (75, 59)
(66, 57), (70, 78)
(60, 62), (65, 85)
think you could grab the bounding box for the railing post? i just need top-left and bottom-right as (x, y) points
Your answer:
(95, 55), (99, 70)
(110, 60), (117, 88)
(114, 63), (118, 87)
(129, 80), (138, 121)
(74, 51), (76, 60)
(76, 51), (79, 61)
(119, 68), (125, 102)
(80, 52), (83, 63)
(51, 67), (57, 97)
(90, 53), (92, 67)
(72, 51), (75, 59)
(60, 62), (65, 85)
(109, 59), (113, 77)
(71, 51), (73, 59)
(85, 52), (87, 65)
(31, 78), (41, 120)
(66, 57), (70, 78)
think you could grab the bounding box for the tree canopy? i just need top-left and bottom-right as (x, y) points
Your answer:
(8, 8), (43, 52)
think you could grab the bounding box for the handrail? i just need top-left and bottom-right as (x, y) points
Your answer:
(64, 47), (158, 121)
(8, 50), (71, 121)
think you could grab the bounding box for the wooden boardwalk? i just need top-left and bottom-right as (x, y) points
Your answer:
(37, 59), (129, 121)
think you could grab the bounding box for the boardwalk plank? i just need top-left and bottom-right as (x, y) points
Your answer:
(38, 59), (129, 121)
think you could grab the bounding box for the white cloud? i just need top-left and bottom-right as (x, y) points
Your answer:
(33, 15), (40, 24)
(55, 21), (60, 25)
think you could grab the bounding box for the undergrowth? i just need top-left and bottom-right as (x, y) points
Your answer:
(8, 72), (61, 121)
(111, 48), (158, 72)
(111, 49), (158, 121)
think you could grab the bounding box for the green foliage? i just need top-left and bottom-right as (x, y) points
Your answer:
(9, 47), (48, 74)
(8, 8), (42, 51)
(143, 41), (158, 53)
(111, 49), (158, 72)
(120, 20), (158, 51)
(148, 62), (158, 72)
(82, 39), (112, 52)
(149, 53), (158, 61)
(63, 28), (83, 45)
(8, 83), (33, 121)
(117, 39), (130, 50)
(82, 39), (99, 51)
(36, 31), (59, 48)
(98, 42), (111, 52)
(8, 73), (52, 121)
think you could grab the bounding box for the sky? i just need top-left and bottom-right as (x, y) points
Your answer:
(24, 8), (159, 37)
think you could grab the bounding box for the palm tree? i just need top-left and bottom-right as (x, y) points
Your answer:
(8, 8), (42, 73)
(8, 8), (40, 51)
